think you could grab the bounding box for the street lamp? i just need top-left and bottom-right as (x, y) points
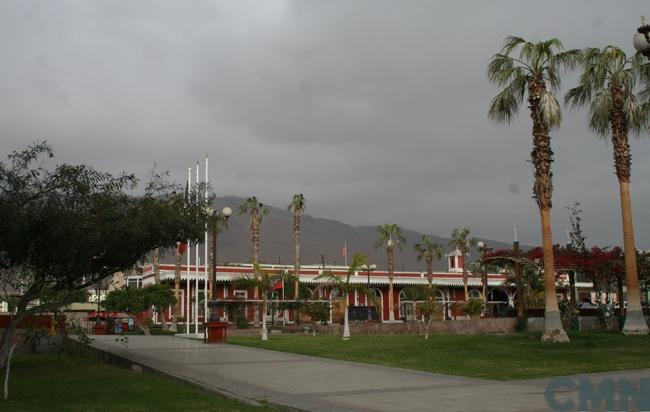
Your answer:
(633, 16), (650, 59)
(360, 264), (376, 321)
(209, 206), (231, 321)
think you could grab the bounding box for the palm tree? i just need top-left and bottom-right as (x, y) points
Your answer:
(233, 264), (281, 341)
(374, 224), (405, 322)
(565, 46), (650, 335)
(414, 236), (444, 290)
(287, 194), (305, 300)
(239, 197), (269, 326)
(316, 253), (376, 340)
(448, 228), (477, 302)
(487, 36), (579, 343)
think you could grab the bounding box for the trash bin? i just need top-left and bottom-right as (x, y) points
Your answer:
(204, 322), (228, 343)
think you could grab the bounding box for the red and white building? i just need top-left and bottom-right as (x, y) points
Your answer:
(133, 250), (586, 326)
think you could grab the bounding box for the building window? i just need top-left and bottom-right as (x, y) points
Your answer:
(127, 277), (142, 288)
(233, 290), (247, 299)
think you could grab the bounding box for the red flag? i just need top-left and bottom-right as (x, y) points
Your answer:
(273, 281), (283, 291)
(177, 241), (187, 256)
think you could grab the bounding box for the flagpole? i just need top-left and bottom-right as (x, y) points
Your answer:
(344, 242), (348, 266)
(195, 161), (199, 335)
(204, 154), (209, 322)
(186, 167), (191, 335)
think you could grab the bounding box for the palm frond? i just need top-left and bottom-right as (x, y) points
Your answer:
(486, 54), (517, 86)
(501, 35), (526, 55)
(588, 91), (613, 137)
(546, 49), (581, 90)
(538, 92), (562, 129)
(623, 93), (644, 135)
(565, 84), (591, 109)
(487, 71), (526, 124)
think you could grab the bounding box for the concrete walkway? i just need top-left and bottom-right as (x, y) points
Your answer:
(88, 335), (648, 412)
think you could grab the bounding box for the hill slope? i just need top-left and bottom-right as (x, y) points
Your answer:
(164, 196), (523, 272)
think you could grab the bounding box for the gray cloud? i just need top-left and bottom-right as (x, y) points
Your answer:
(1, 0), (649, 248)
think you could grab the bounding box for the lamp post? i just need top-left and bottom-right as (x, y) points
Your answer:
(209, 206), (232, 321)
(634, 16), (650, 59)
(361, 264), (376, 321)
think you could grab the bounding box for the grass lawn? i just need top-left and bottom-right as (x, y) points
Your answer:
(5, 353), (278, 412)
(229, 331), (650, 380)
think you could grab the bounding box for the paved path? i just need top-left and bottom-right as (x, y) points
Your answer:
(88, 335), (648, 412)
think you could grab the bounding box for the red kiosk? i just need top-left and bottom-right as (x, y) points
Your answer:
(204, 321), (228, 343)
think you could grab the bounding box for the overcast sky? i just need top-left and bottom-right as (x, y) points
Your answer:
(2, 1), (649, 248)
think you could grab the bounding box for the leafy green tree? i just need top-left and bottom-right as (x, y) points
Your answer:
(316, 253), (377, 340)
(565, 46), (650, 335)
(239, 197), (269, 326)
(487, 36), (579, 343)
(0, 142), (208, 383)
(448, 228), (478, 301)
(374, 224), (405, 322)
(298, 302), (330, 336)
(287, 194), (305, 300)
(414, 236), (444, 289)
(232, 264), (281, 341)
(400, 286), (442, 339)
(103, 284), (176, 335)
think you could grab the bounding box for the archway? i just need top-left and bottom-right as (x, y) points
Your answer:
(487, 288), (509, 318)
(398, 289), (416, 321)
(330, 287), (347, 324)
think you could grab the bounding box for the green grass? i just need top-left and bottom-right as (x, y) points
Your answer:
(5, 353), (277, 412)
(229, 332), (650, 380)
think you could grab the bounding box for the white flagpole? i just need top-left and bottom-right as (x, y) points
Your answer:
(513, 225), (518, 242)
(204, 154), (209, 321)
(344, 242), (348, 266)
(186, 167), (191, 335)
(195, 162), (199, 334)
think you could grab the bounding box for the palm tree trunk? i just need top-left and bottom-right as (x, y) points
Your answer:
(427, 259), (433, 289)
(342, 298), (350, 340)
(252, 213), (260, 326)
(387, 247), (395, 321)
(619, 180), (649, 334)
(462, 252), (469, 302)
(170, 247), (181, 332)
(540, 207), (569, 343)
(293, 212), (300, 299)
(261, 295), (268, 341)
(527, 79), (569, 343)
(153, 248), (160, 284)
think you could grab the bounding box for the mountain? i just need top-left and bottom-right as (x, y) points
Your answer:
(166, 195), (523, 272)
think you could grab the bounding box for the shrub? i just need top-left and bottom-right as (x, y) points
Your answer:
(463, 298), (485, 319)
